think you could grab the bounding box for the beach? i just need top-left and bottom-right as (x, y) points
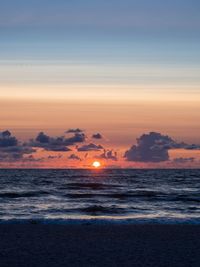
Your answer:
(0, 224), (200, 267)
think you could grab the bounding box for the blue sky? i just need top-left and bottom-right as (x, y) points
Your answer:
(1, 0), (200, 62)
(0, 0), (199, 65)
(1, 0), (200, 32)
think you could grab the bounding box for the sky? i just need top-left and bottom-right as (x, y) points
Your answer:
(0, 0), (200, 168)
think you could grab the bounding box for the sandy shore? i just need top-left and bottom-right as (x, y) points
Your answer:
(0, 224), (200, 267)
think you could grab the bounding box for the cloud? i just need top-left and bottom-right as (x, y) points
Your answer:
(77, 143), (103, 151)
(35, 132), (50, 143)
(173, 157), (195, 164)
(124, 132), (176, 162)
(46, 146), (71, 152)
(29, 131), (85, 151)
(66, 133), (86, 144)
(184, 144), (200, 150)
(48, 155), (62, 159)
(1, 129), (200, 166)
(96, 149), (118, 161)
(23, 155), (45, 162)
(68, 154), (81, 161)
(0, 130), (35, 161)
(0, 130), (18, 147)
(92, 133), (103, 139)
(66, 128), (84, 134)
(124, 131), (200, 163)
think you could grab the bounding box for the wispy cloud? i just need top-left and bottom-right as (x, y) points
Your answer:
(77, 143), (103, 152)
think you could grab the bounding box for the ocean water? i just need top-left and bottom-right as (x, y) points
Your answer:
(0, 169), (200, 224)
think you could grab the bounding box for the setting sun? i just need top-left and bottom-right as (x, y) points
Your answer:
(92, 161), (101, 168)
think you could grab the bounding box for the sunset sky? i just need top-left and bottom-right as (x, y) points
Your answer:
(0, 0), (200, 168)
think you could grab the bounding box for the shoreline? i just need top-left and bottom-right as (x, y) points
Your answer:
(0, 224), (200, 267)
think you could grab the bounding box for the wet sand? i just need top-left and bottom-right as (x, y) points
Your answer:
(0, 224), (200, 267)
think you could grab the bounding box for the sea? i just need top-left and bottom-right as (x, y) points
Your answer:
(0, 169), (200, 224)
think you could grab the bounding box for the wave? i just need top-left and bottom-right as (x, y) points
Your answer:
(63, 182), (121, 190)
(0, 191), (50, 198)
(172, 196), (200, 203)
(79, 205), (124, 214)
(66, 191), (161, 199)
(0, 169), (200, 222)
